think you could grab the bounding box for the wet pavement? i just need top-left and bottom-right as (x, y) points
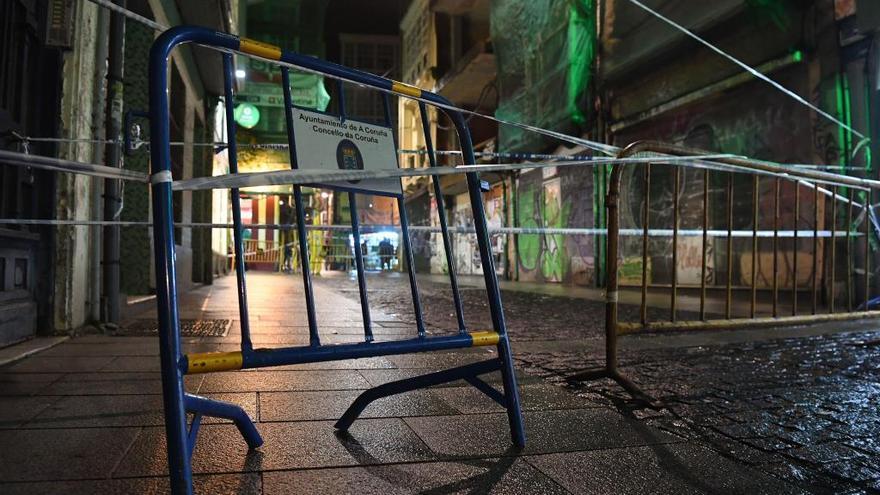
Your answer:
(328, 271), (880, 493)
(0, 271), (874, 493)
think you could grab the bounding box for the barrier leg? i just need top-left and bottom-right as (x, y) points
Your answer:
(156, 336), (192, 494)
(335, 358), (512, 432)
(184, 393), (263, 449)
(495, 334), (526, 447)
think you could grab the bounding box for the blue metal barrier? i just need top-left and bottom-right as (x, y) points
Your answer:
(149, 25), (525, 494)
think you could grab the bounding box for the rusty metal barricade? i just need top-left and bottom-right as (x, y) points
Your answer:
(570, 140), (880, 403)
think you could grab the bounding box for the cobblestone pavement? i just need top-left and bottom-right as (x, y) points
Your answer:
(0, 272), (806, 494)
(325, 272), (880, 493)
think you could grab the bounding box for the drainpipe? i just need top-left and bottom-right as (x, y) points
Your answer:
(90, 6), (109, 323)
(102, 0), (126, 327)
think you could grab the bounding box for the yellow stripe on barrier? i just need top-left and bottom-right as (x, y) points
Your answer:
(186, 351), (243, 374)
(392, 81), (422, 98)
(239, 38), (282, 60)
(469, 331), (500, 346)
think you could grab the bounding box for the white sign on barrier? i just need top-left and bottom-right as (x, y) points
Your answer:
(292, 107), (402, 195)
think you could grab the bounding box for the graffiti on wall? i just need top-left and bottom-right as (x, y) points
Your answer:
(516, 167), (594, 284)
(612, 64), (834, 289)
(450, 185), (506, 276)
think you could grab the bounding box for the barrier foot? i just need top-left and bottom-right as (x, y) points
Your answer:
(566, 368), (662, 410)
(184, 393), (263, 449)
(335, 358), (505, 432)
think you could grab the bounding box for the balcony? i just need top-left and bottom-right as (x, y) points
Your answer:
(436, 40), (496, 108)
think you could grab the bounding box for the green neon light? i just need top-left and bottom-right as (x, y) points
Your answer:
(791, 50), (803, 63)
(233, 103), (260, 129)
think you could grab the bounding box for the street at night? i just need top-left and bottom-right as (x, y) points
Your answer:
(3, 0), (880, 493)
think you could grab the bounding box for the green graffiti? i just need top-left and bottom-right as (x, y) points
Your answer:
(540, 183), (571, 281)
(517, 184), (540, 271)
(516, 180), (572, 280)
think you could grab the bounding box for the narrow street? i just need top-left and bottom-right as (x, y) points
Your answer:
(3, 1), (880, 492)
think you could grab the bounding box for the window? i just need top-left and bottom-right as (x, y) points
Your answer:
(339, 34), (401, 125)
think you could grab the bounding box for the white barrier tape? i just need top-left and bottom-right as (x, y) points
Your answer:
(150, 170), (173, 185)
(0, 219), (864, 238)
(0, 150), (148, 182)
(1, 147), (872, 209)
(166, 154), (772, 192)
(15, 132), (872, 172)
(169, 153), (879, 194)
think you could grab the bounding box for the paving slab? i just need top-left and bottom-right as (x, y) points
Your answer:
(199, 369), (370, 392)
(358, 367), (541, 388)
(24, 392), (255, 428)
(263, 458), (568, 494)
(0, 372), (63, 396)
(3, 355), (117, 373)
(405, 409), (681, 457)
(0, 427), (140, 481)
(0, 473), (260, 494)
(39, 342), (161, 357)
(432, 382), (603, 414)
(115, 418), (435, 476)
(240, 356), (396, 371)
(259, 389), (458, 421)
(39, 372), (203, 395)
(526, 443), (803, 494)
(0, 396), (59, 428)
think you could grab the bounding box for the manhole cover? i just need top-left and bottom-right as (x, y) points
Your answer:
(117, 319), (231, 337)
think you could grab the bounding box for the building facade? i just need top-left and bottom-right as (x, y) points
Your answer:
(0, 0), (239, 345)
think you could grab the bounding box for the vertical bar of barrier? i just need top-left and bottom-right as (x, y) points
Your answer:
(793, 183), (800, 316)
(337, 80), (373, 341)
(830, 185), (837, 313)
(640, 163), (650, 325)
(772, 178), (780, 317)
(847, 188), (854, 311)
(281, 67), (320, 346)
(418, 101), (466, 332)
(812, 183), (819, 314)
(726, 173), (733, 319)
(700, 168), (708, 320)
(384, 94), (426, 337)
(751, 176), (759, 318)
(349, 196), (372, 341)
(222, 54), (253, 352)
(671, 166), (679, 322)
(150, 30), (194, 494)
